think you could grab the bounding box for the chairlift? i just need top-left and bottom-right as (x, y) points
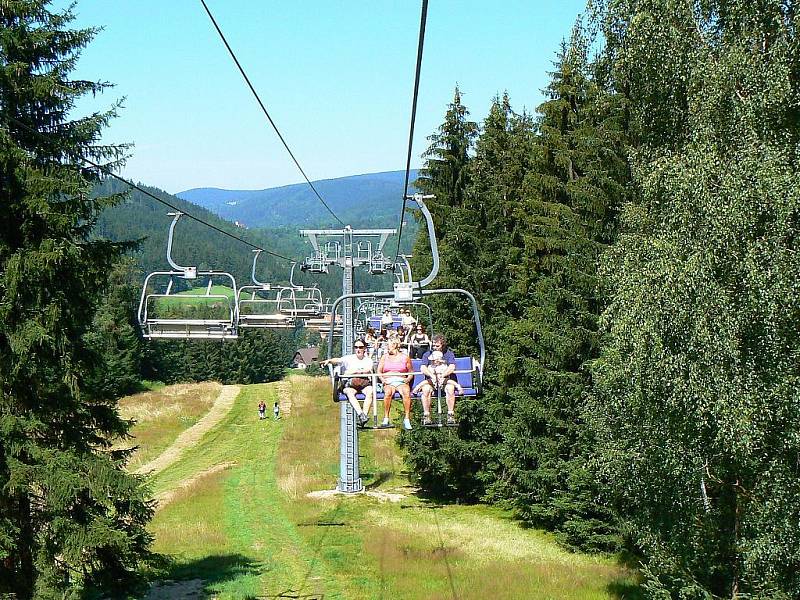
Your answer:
(327, 287), (483, 427)
(237, 250), (297, 329)
(137, 213), (239, 339)
(280, 262), (324, 319)
(324, 193), (485, 429)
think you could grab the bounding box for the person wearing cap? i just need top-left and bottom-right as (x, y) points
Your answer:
(321, 340), (375, 427)
(419, 334), (459, 425)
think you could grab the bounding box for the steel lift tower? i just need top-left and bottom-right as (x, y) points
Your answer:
(300, 225), (395, 492)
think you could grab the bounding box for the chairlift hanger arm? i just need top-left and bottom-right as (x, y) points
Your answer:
(166, 212), (197, 278)
(419, 287), (485, 371)
(405, 194), (439, 288)
(250, 249), (269, 287)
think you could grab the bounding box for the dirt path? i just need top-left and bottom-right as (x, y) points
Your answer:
(135, 385), (241, 476)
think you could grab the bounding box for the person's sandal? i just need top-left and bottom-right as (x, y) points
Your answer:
(422, 415), (432, 426)
(446, 413), (457, 426)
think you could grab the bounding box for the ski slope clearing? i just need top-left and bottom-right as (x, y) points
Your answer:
(125, 376), (641, 599)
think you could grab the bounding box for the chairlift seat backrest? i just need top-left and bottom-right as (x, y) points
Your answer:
(333, 356), (478, 402)
(368, 315), (404, 331)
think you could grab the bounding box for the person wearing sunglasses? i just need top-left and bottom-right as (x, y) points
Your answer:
(321, 340), (375, 426)
(409, 324), (431, 359)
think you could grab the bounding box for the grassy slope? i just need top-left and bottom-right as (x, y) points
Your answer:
(136, 376), (641, 599)
(116, 382), (222, 471)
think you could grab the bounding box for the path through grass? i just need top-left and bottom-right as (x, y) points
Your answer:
(117, 382), (222, 472)
(133, 375), (641, 599)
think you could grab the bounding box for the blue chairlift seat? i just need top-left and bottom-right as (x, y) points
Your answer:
(368, 315), (404, 331)
(332, 357), (479, 402)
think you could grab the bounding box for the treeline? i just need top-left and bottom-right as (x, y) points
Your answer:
(94, 178), (415, 302)
(404, 3), (800, 598)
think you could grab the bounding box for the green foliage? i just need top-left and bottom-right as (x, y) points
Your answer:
(404, 33), (628, 553)
(489, 29), (627, 552)
(589, 0), (800, 595)
(142, 330), (295, 386)
(84, 258), (144, 399)
(0, 2), (156, 597)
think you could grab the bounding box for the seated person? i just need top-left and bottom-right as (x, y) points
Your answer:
(320, 340), (375, 427)
(364, 327), (377, 357)
(380, 309), (394, 330)
(412, 350), (463, 396)
(408, 324), (430, 359)
(377, 339), (413, 430)
(401, 308), (417, 330)
(418, 334), (459, 426)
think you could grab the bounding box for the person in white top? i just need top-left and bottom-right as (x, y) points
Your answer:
(321, 340), (375, 426)
(401, 308), (417, 330)
(380, 309), (394, 330)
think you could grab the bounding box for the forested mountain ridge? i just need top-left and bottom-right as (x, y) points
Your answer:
(178, 169), (418, 228)
(94, 177), (416, 300)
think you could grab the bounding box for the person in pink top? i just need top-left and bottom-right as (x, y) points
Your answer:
(377, 339), (413, 430)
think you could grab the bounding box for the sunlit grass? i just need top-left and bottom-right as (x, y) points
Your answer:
(116, 382), (221, 471)
(120, 375), (642, 599)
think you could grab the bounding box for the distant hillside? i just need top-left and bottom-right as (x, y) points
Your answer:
(178, 170), (419, 229)
(94, 176), (418, 300)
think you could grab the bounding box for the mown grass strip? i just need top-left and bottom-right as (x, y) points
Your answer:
(277, 376), (642, 600)
(147, 381), (343, 598)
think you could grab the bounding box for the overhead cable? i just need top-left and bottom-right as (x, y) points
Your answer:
(394, 0), (429, 262)
(5, 115), (295, 263)
(200, 0), (345, 227)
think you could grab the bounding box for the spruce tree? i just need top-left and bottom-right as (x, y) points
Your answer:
(0, 3), (155, 597)
(403, 94), (537, 500)
(491, 30), (627, 551)
(411, 86), (477, 282)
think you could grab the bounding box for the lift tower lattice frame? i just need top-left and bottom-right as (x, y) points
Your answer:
(300, 225), (395, 493)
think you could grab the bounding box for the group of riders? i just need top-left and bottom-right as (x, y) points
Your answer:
(362, 307), (432, 360)
(322, 325), (462, 431)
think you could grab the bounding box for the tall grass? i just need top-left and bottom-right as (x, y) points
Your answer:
(124, 375), (641, 599)
(117, 382), (221, 471)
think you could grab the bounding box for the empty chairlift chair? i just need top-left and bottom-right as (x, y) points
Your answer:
(237, 250), (297, 329)
(138, 212), (239, 339)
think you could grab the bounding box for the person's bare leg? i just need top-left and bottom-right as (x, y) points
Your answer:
(362, 386), (374, 416)
(401, 385), (412, 420)
(345, 389), (361, 415)
(383, 385), (396, 420)
(446, 382), (457, 414)
(421, 384), (432, 417)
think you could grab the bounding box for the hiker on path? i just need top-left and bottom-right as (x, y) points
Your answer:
(258, 400), (267, 420)
(273, 401), (280, 420)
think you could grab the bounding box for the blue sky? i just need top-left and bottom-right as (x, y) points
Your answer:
(60, 1), (587, 194)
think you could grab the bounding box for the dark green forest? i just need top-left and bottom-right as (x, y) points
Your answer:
(403, 3), (800, 598)
(2, 0), (800, 598)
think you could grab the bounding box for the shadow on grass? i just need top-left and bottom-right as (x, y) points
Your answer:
(162, 553), (264, 588)
(607, 578), (646, 600)
(606, 549), (646, 600)
(362, 469), (394, 490)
